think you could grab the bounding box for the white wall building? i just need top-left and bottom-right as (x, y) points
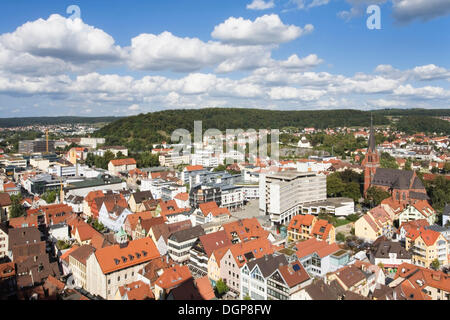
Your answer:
(259, 171), (327, 225)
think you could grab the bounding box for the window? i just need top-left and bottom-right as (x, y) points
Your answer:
(118, 276), (120, 281)
(108, 279), (111, 285)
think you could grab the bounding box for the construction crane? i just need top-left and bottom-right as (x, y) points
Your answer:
(45, 128), (49, 154)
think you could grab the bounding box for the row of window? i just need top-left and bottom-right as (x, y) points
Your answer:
(107, 271), (135, 285)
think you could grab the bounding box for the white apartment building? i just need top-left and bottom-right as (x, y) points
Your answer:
(48, 164), (77, 177)
(259, 171), (327, 226)
(221, 185), (244, 209)
(191, 149), (219, 168)
(159, 152), (190, 167)
(85, 237), (160, 300)
(0, 225), (8, 259)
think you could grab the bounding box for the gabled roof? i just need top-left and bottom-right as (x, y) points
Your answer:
(394, 263), (450, 297)
(295, 238), (342, 259)
(195, 276), (216, 300)
(332, 265), (367, 289)
(69, 245), (96, 265)
(131, 191), (154, 204)
(213, 238), (275, 268)
(303, 279), (339, 300)
(185, 165), (204, 172)
(222, 218), (269, 242)
(198, 201), (230, 217)
(155, 265), (192, 290)
(246, 254), (287, 278)
(60, 245), (80, 264)
(288, 214), (316, 230)
(118, 281), (154, 300)
(278, 261), (311, 288)
(94, 237), (160, 274)
(174, 192), (189, 201)
(0, 192), (11, 206)
(169, 225), (205, 243)
(109, 158), (136, 166)
(198, 230), (232, 258)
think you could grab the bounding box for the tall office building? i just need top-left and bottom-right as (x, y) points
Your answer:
(259, 171), (327, 226)
(19, 139), (55, 154)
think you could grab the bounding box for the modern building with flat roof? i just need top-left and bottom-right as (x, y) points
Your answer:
(259, 171), (327, 226)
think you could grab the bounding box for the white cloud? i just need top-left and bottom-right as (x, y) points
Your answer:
(375, 63), (450, 81)
(393, 84), (450, 99)
(247, 0), (275, 10)
(0, 14), (122, 63)
(392, 0), (450, 23)
(211, 14), (313, 45)
(269, 87), (326, 100)
(127, 31), (269, 73)
(128, 104), (140, 111)
(368, 99), (407, 107)
(338, 0), (450, 23)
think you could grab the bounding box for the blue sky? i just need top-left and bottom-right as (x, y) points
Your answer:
(0, 0), (449, 117)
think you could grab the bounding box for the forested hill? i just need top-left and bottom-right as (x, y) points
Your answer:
(94, 108), (450, 152)
(0, 116), (122, 127)
(94, 109), (388, 151)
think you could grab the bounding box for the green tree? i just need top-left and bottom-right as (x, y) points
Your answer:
(215, 279), (229, 296)
(346, 214), (360, 222)
(42, 190), (57, 204)
(405, 159), (412, 171)
(214, 164), (227, 172)
(380, 152), (399, 169)
(444, 162), (450, 174)
(342, 182), (362, 202)
(10, 194), (25, 218)
(327, 173), (345, 197)
(243, 295), (251, 300)
(365, 186), (391, 207)
(431, 258), (440, 271)
(336, 232), (346, 242)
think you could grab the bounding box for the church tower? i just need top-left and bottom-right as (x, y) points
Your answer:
(363, 115), (380, 195)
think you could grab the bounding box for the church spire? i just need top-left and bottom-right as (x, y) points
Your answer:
(368, 113), (376, 152)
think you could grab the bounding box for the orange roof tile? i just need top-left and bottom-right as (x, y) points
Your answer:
(174, 192), (189, 201)
(94, 237), (160, 274)
(110, 158), (136, 166)
(198, 201), (230, 217)
(295, 238), (341, 259)
(185, 165), (204, 172)
(118, 280), (154, 300)
(195, 276), (215, 300)
(155, 265), (192, 290)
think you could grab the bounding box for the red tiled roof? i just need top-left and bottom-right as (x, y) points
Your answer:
(95, 237), (160, 274)
(60, 245), (80, 264)
(195, 276), (215, 300)
(118, 280), (154, 300)
(295, 238), (341, 259)
(110, 158), (136, 166)
(155, 265), (192, 290)
(185, 165), (204, 172)
(222, 218), (269, 242)
(288, 215), (315, 230)
(199, 230), (232, 258)
(174, 192), (189, 201)
(198, 201), (230, 217)
(9, 215), (39, 228)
